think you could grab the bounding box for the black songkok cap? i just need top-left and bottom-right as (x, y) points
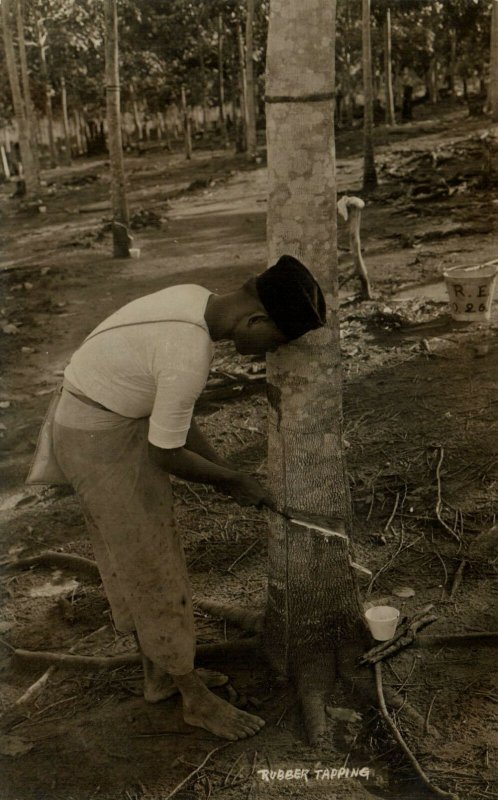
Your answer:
(255, 255), (326, 340)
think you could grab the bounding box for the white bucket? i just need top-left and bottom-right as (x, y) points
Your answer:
(365, 605), (400, 641)
(443, 260), (498, 322)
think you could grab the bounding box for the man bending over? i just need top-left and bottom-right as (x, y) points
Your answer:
(52, 254), (326, 740)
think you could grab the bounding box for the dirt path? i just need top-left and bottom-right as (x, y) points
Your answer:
(1, 105), (497, 800)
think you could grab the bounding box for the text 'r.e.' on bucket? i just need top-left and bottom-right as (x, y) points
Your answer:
(443, 260), (498, 322)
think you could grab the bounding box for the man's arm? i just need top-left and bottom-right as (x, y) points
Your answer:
(184, 417), (231, 467)
(148, 442), (274, 509)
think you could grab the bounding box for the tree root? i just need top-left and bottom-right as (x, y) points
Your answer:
(4, 551), (100, 578)
(375, 663), (458, 799)
(295, 654), (337, 745)
(11, 637), (262, 671)
(196, 600), (264, 633)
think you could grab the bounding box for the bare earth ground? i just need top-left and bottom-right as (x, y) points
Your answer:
(0, 103), (497, 800)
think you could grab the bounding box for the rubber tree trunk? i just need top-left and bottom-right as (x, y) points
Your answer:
(129, 85), (142, 144)
(73, 111), (83, 154)
(35, 11), (57, 168)
(180, 84), (192, 160)
(245, 0), (257, 158)
(103, 0), (131, 258)
(229, 33), (243, 151)
(1, 0), (39, 196)
(264, 0), (371, 746)
(1, 144), (11, 179)
(490, 0), (498, 121)
(427, 12), (438, 104)
(383, 7), (396, 125)
(198, 31), (208, 133)
(16, 0), (40, 176)
(217, 14), (229, 148)
(448, 27), (457, 97)
(362, 0), (377, 190)
(236, 21), (249, 153)
(61, 76), (72, 165)
(343, 2), (354, 126)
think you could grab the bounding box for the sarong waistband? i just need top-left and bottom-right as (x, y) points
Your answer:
(62, 380), (111, 412)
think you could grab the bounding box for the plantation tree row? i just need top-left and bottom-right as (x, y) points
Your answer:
(1, 0), (497, 189)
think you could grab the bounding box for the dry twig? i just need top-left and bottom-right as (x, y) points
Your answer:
(361, 605), (438, 665)
(384, 492), (400, 532)
(449, 560), (467, 600)
(424, 691), (441, 735)
(227, 540), (259, 573)
(375, 663), (458, 799)
(164, 744), (230, 800)
(434, 448), (461, 543)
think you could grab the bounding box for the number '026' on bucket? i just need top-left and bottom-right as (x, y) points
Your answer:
(443, 261), (498, 322)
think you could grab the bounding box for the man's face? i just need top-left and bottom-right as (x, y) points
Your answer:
(234, 315), (289, 355)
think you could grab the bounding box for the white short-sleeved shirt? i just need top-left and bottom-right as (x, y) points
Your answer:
(64, 285), (214, 449)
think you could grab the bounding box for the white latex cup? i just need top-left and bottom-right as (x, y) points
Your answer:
(365, 605), (400, 641)
(129, 248), (141, 259)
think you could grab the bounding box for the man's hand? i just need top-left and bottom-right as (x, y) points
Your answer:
(229, 473), (275, 510)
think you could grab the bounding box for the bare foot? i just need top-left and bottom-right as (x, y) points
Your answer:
(173, 670), (265, 741)
(143, 656), (228, 704)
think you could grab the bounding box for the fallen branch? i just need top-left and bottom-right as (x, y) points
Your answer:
(417, 631), (498, 647)
(361, 606), (438, 665)
(14, 624), (108, 707)
(12, 637), (262, 670)
(375, 663), (458, 799)
(4, 551), (100, 578)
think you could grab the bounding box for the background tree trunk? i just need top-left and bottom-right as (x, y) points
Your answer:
(384, 7), (396, 125)
(181, 84), (192, 160)
(490, 0), (498, 121)
(217, 14), (229, 148)
(362, 0), (377, 189)
(1, 143), (11, 180)
(198, 36), (208, 134)
(236, 21), (249, 153)
(245, 0), (257, 158)
(343, 2), (355, 126)
(103, 0), (131, 258)
(427, 6), (439, 105)
(2, 0), (39, 196)
(73, 110), (84, 155)
(129, 85), (143, 144)
(61, 76), (72, 165)
(35, 11), (57, 168)
(16, 0), (40, 176)
(449, 27), (457, 97)
(264, 0), (371, 746)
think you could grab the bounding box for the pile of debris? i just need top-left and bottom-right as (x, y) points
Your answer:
(378, 131), (498, 202)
